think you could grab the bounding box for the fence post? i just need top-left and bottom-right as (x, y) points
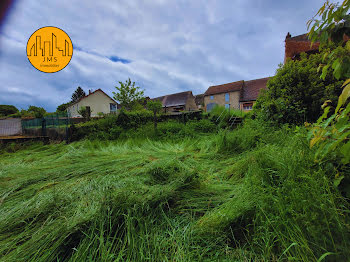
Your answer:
(65, 112), (70, 142)
(41, 118), (47, 136)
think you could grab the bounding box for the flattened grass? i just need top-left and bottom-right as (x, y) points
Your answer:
(0, 121), (349, 261)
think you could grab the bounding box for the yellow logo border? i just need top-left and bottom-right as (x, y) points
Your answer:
(26, 26), (74, 73)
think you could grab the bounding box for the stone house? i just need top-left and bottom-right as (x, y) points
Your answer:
(239, 77), (270, 111)
(204, 81), (243, 112)
(152, 91), (198, 113)
(67, 89), (117, 117)
(204, 77), (269, 112)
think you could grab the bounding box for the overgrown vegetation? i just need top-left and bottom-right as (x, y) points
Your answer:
(254, 50), (344, 124)
(1, 121), (349, 261)
(307, 0), (350, 199)
(1, 2), (349, 261)
(69, 109), (205, 141)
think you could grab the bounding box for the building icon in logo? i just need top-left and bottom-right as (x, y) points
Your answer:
(27, 26), (73, 73)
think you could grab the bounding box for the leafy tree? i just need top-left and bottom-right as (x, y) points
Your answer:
(71, 87), (86, 103)
(113, 78), (145, 110)
(56, 102), (71, 112)
(78, 106), (91, 122)
(307, 0), (350, 195)
(147, 100), (163, 130)
(0, 105), (18, 117)
(28, 105), (46, 118)
(254, 51), (344, 124)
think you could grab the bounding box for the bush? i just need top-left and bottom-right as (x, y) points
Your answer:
(254, 50), (344, 124)
(70, 110), (217, 141)
(0, 105), (18, 117)
(116, 109), (153, 129)
(70, 110), (154, 141)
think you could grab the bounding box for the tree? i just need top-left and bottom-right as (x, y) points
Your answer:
(28, 105), (46, 118)
(254, 50), (344, 124)
(307, 0), (350, 196)
(56, 102), (71, 112)
(78, 106), (91, 122)
(0, 105), (18, 117)
(147, 100), (163, 130)
(112, 78), (145, 110)
(71, 87), (86, 103)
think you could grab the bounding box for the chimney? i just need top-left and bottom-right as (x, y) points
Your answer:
(286, 32), (291, 40)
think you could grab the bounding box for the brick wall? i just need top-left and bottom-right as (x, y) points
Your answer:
(284, 33), (349, 63)
(284, 40), (319, 63)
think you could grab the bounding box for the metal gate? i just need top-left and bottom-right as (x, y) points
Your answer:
(0, 118), (22, 136)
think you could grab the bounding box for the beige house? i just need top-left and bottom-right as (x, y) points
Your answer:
(204, 77), (269, 112)
(67, 89), (117, 117)
(152, 91), (198, 113)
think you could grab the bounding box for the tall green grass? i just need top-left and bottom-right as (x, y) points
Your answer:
(0, 120), (349, 261)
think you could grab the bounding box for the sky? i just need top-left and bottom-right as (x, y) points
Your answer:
(0, 0), (325, 112)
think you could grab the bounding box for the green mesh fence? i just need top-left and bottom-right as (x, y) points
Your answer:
(21, 113), (70, 139)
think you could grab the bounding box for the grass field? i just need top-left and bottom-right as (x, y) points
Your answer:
(0, 121), (349, 261)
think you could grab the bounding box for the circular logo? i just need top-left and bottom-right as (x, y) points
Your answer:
(26, 26), (73, 73)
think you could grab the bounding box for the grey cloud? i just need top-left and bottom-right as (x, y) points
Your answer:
(0, 0), (325, 111)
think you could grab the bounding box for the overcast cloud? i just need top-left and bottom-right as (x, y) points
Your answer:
(0, 0), (324, 111)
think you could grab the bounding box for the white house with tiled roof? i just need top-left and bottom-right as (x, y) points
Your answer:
(67, 89), (117, 117)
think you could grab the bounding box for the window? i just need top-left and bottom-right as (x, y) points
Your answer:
(243, 103), (253, 110)
(206, 103), (217, 112)
(110, 103), (117, 112)
(225, 93), (229, 102)
(225, 104), (230, 109)
(210, 95), (214, 100)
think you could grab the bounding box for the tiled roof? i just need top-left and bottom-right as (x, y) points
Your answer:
(240, 77), (270, 102)
(152, 91), (193, 107)
(70, 89), (117, 106)
(204, 80), (244, 96)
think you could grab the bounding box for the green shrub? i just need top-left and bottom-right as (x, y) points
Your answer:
(0, 105), (18, 116)
(116, 109), (153, 129)
(254, 50), (345, 125)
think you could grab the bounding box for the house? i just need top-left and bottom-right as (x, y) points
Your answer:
(284, 33), (320, 63)
(204, 80), (243, 112)
(284, 32), (349, 63)
(67, 89), (117, 117)
(240, 77), (269, 111)
(152, 91), (198, 113)
(204, 77), (270, 112)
